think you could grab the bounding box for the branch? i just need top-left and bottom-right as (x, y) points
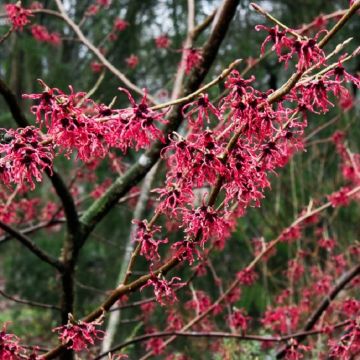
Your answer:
(0, 76), (28, 127)
(140, 187), (360, 359)
(95, 321), (350, 360)
(44, 2), (359, 357)
(276, 264), (360, 358)
(318, 0), (360, 48)
(151, 59), (241, 111)
(0, 220), (64, 271)
(0, 219), (65, 246)
(170, 0), (196, 101)
(80, 0), (241, 241)
(0, 76), (80, 243)
(53, 0), (156, 104)
(0, 289), (61, 311)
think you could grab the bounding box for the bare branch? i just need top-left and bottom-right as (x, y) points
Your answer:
(0, 289), (61, 311)
(0, 220), (64, 271)
(53, 0), (156, 104)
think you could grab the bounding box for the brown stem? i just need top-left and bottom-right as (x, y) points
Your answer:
(0, 289), (61, 311)
(0, 220), (64, 271)
(95, 321), (350, 360)
(276, 264), (360, 358)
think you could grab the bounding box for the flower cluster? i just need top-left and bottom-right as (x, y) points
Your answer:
(0, 127), (54, 190)
(155, 35), (171, 49)
(53, 315), (104, 352)
(0, 324), (23, 359)
(31, 25), (61, 45)
(125, 54), (139, 69)
(328, 320), (360, 359)
(141, 274), (184, 306)
(5, 2), (33, 31)
(256, 25), (326, 70)
(182, 48), (202, 74)
(20, 83), (166, 168)
(133, 219), (168, 261)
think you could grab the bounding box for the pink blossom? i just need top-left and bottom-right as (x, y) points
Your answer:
(182, 93), (221, 129)
(141, 275), (184, 306)
(0, 323), (23, 359)
(342, 298), (360, 317)
(85, 4), (100, 16)
(125, 54), (139, 69)
(31, 25), (61, 45)
(182, 204), (230, 247)
(114, 18), (129, 31)
(96, 0), (111, 6)
(0, 127), (54, 189)
(280, 225), (302, 243)
(133, 220), (168, 262)
(236, 268), (258, 286)
(262, 306), (300, 334)
(5, 3), (32, 31)
(228, 308), (249, 332)
(318, 237), (336, 251)
(328, 320), (360, 360)
(166, 310), (184, 331)
(90, 61), (104, 73)
(182, 48), (202, 74)
(53, 315), (104, 352)
(155, 35), (171, 49)
(144, 327), (165, 355)
(327, 186), (351, 207)
(105, 87), (166, 152)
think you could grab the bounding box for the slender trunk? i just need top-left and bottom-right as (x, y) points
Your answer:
(100, 163), (160, 353)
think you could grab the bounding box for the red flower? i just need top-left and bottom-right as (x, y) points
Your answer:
(182, 93), (221, 129)
(283, 339), (311, 360)
(141, 274), (184, 306)
(327, 186), (351, 207)
(96, 0), (111, 6)
(286, 259), (304, 282)
(125, 54), (139, 68)
(171, 239), (201, 265)
(0, 323), (23, 359)
(262, 306), (300, 334)
(236, 268), (258, 286)
(153, 182), (193, 215)
(280, 225), (302, 243)
(144, 327), (165, 355)
(31, 25), (61, 46)
(90, 61), (104, 73)
(53, 315), (104, 352)
(106, 87), (166, 152)
(132, 220), (168, 262)
(114, 18), (129, 31)
(182, 204), (230, 247)
(342, 298), (360, 317)
(328, 320), (360, 360)
(318, 237), (336, 251)
(5, 3), (32, 31)
(0, 127), (54, 190)
(85, 4), (100, 16)
(255, 25), (292, 57)
(182, 48), (202, 74)
(155, 35), (171, 49)
(228, 308), (249, 332)
(166, 310), (184, 331)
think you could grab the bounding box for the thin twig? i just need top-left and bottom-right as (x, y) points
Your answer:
(0, 220), (64, 271)
(53, 0), (155, 104)
(95, 320), (350, 360)
(0, 289), (61, 311)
